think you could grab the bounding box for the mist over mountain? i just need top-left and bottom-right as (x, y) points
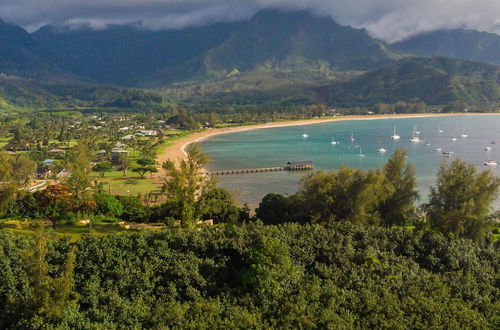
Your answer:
(0, 9), (499, 108)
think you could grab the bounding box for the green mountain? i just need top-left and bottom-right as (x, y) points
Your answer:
(0, 75), (162, 110)
(1, 10), (500, 110)
(152, 10), (399, 84)
(393, 29), (500, 65)
(0, 19), (75, 81)
(32, 22), (243, 86)
(31, 10), (401, 86)
(316, 57), (500, 106)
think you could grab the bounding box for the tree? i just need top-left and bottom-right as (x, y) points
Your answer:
(119, 154), (131, 177)
(34, 184), (73, 230)
(0, 152), (35, 213)
(424, 159), (500, 242)
(66, 143), (93, 201)
(92, 161), (112, 178)
(93, 193), (123, 218)
(380, 149), (419, 227)
(0, 151), (16, 213)
(25, 223), (78, 322)
(197, 187), (240, 223)
(255, 193), (302, 225)
(161, 144), (216, 226)
(132, 158), (158, 179)
(300, 168), (392, 225)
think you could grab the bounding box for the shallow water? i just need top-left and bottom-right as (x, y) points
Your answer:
(200, 115), (500, 209)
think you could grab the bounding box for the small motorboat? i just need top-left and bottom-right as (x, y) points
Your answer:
(330, 138), (339, 145)
(452, 138), (457, 141)
(378, 148), (387, 153)
(442, 151), (454, 156)
(302, 133), (309, 138)
(434, 147), (442, 152)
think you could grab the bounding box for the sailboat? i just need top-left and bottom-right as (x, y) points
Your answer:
(483, 149), (498, 166)
(438, 125), (444, 133)
(378, 147), (387, 153)
(358, 148), (365, 158)
(460, 125), (468, 138)
(350, 132), (356, 142)
(423, 136), (431, 146)
(390, 125), (400, 140)
(409, 126), (421, 143)
(330, 137), (339, 145)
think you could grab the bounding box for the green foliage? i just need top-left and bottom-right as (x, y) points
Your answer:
(132, 158), (158, 179)
(197, 187), (240, 223)
(92, 161), (112, 177)
(93, 193), (123, 218)
(116, 196), (152, 223)
(255, 193), (305, 225)
(161, 144), (216, 226)
(0, 223), (498, 328)
(300, 167), (392, 225)
(424, 158), (500, 243)
(321, 57), (500, 107)
(380, 148), (420, 226)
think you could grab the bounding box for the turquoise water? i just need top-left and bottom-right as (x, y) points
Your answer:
(200, 115), (500, 209)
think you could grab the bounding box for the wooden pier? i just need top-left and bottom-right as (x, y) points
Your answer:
(209, 161), (313, 176)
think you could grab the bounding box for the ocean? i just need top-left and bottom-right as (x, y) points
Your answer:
(199, 115), (500, 209)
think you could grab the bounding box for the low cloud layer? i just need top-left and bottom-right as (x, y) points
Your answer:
(1, 0), (499, 42)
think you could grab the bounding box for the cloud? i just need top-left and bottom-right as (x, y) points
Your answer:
(0, 0), (499, 42)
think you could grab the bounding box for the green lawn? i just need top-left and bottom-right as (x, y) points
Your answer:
(0, 137), (10, 148)
(94, 170), (161, 196)
(0, 220), (132, 241)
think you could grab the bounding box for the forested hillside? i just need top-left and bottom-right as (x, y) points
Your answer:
(317, 57), (500, 106)
(393, 29), (500, 65)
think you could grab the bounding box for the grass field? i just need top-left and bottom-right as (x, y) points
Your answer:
(0, 220), (133, 241)
(92, 170), (161, 196)
(0, 137), (9, 148)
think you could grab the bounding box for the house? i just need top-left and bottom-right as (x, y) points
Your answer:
(285, 161), (314, 171)
(111, 149), (129, 164)
(36, 167), (52, 179)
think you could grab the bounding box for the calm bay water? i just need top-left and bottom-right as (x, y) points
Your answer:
(200, 115), (500, 209)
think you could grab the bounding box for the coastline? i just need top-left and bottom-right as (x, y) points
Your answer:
(156, 112), (498, 167)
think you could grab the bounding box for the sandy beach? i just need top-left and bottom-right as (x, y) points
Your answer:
(156, 112), (495, 167)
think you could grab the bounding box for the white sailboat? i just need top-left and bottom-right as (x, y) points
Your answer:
(423, 136), (431, 146)
(483, 149), (498, 166)
(350, 132), (356, 142)
(358, 148), (365, 158)
(434, 147), (442, 152)
(391, 125), (400, 140)
(461, 125), (468, 138)
(330, 137), (339, 145)
(378, 147), (387, 153)
(438, 125), (444, 133)
(409, 126), (421, 143)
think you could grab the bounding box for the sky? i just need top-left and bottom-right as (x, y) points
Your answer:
(1, 0), (499, 42)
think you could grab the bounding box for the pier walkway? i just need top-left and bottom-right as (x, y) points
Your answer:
(209, 161), (314, 176)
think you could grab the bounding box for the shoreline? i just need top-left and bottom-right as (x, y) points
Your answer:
(156, 112), (499, 167)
